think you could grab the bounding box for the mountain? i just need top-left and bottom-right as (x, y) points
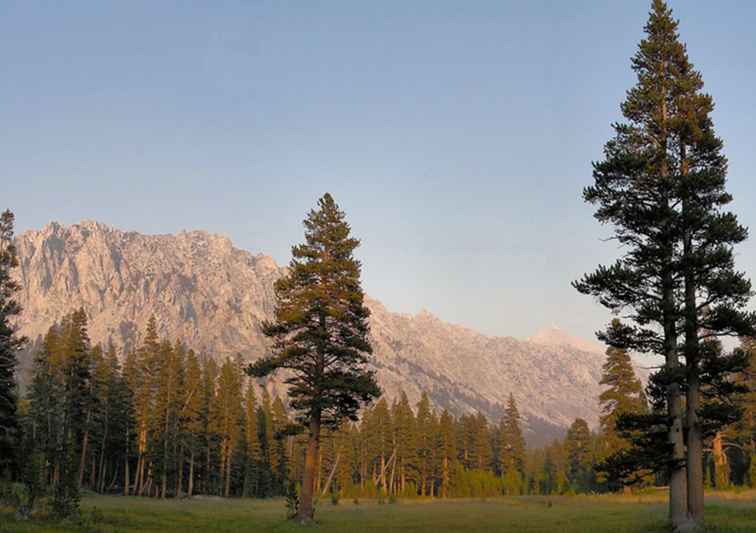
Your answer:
(528, 325), (604, 355)
(13, 220), (613, 446)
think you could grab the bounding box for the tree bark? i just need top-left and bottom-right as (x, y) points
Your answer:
(188, 451), (195, 497)
(176, 449), (183, 497)
(298, 410), (321, 523)
(320, 451), (340, 497)
(78, 409), (92, 487)
(224, 449), (232, 498)
(669, 384), (688, 527)
(441, 455), (449, 498)
(712, 432), (729, 488)
(124, 452), (130, 496)
(205, 441), (211, 495)
(686, 358), (704, 521)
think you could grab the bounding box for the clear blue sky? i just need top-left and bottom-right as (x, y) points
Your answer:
(3, 1), (756, 341)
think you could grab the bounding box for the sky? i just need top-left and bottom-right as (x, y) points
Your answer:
(3, 1), (756, 342)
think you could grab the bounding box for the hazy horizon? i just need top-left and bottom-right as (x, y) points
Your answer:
(5, 1), (756, 342)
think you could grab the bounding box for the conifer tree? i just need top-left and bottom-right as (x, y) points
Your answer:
(472, 411), (492, 473)
(671, 24), (755, 526)
(597, 320), (647, 492)
(200, 356), (219, 494)
(154, 340), (184, 497)
(105, 344), (134, 496)
(577, 2), (754, 524)
(247, 193), (380, 522)
(364, 397), (392, 493)
(211, 356), (243, 497)
(134, 317), (161, 496)
(574, 1), (703, 524)
(733, 338), (756, 486)
(0, 210), (25, 477)
(182, 349), (203, 497)
(391, 392), (416, 495)
(499, 394), (526, 493)
(243, 381), (262, 496)
(565, 418), (593, 493)
(437, 409), (455, 497)
(122, 348), (140, 495)
(270, 395), (291, 492)
(414, 393), (434, 496)
(28, 325), (63, 486)
(598, 321), (645, 458)
(53, 309), (91, 516)
(255, 390), (275, 497)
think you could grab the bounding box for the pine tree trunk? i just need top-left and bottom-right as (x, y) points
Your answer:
(224, 450), (232, 498)
(136, 426), (147, 495)
(135, 456), (144, 495)
(218, 442), (226, 497)
(188, 451), (195, 497)
(669, 384), (688, 527)
(442, 455), (449, 498)
(176, 449), (183, 497)
(90, 455), (97, 487)
(98, 433), (107, 493)
(379, 453), (386, 490)
(206, 441), (211, 495)
(98, 463), (106, 494)
(712, 432), (729, 488)
(388, 451), (397, 497)
(320, 452), (340, 497)
(298, 411), (321, 523)
(78, 410), (91, 487)
(124, 453), (130, 496)
(687, 369), (704, 521)
(315, 447), (322, 495)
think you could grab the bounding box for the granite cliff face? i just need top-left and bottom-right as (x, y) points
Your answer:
(14, 221), (612, 445)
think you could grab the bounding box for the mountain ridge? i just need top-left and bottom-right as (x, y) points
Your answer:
(14, 220), (615, 446)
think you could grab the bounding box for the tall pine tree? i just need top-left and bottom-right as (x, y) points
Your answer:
(247, 193), (380, 522)
(0, 210), (25, 477)
(499, 394), (525, 494)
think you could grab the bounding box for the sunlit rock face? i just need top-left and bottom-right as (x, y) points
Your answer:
(14, 220), (621, 446)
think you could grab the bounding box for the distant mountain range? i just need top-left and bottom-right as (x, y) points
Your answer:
(13, 221), (633, 446)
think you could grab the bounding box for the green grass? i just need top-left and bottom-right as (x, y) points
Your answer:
(2, 492), (755, 532)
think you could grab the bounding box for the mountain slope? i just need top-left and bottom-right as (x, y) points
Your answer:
(14, 220), (611, 445)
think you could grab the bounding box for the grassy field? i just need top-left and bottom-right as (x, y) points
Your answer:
(2, 492), (756, 532)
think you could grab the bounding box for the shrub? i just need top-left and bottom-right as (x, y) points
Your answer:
(284, 481), (300, 520)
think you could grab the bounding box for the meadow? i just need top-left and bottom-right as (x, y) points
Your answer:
(2, 492), (756, 533)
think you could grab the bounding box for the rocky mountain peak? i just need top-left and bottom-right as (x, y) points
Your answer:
(14, 220), (616, 446)
(528, 325), (604, 355)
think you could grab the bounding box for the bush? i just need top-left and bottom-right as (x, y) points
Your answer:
(0, 481), (28, 509)
(285, 481), (300, 520)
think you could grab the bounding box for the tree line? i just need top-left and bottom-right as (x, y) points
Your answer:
(9, 310), (534, 504)
(10, 305), (755, 514)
